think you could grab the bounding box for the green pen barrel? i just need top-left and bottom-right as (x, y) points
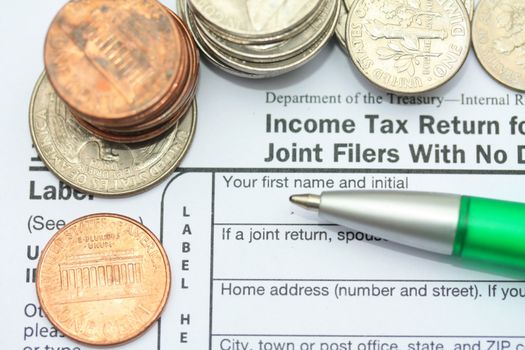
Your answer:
(454, 196), (525, 270)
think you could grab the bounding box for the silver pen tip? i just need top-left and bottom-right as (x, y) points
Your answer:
(289, 194), (321, 210)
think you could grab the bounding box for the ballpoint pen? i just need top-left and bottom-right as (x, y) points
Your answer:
(290, 191), (525, 270)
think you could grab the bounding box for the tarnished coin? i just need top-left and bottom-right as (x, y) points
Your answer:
(188, 0), (321, 39)
(472, 0), (525, 92)
(36, 214), (170, 345)
(29, 73), (197, 196)
(45, 0), (181, 122)
(346, 0), (471, 94)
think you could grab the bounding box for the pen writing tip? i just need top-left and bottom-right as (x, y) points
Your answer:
(289, 194), (321, 210)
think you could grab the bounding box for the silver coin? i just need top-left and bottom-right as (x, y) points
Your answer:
(345, 0), (470, 94)
(190, 0), (339, 77)
(190, 0), (324, 46)
(197, 0), (335, 63)
(334, 1), (351, 50)
(182, 1), (262, 78)
(463, 0), (474, 21)
(188, 0), (322, 39)
(336, 0), (471, 51)
(176, 0), (185, 16)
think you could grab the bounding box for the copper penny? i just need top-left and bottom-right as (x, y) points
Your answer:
(71, 7), (200, 143)
(44, 0), (182, 122)
(36, 214), (171, 345)
(78, 14), (190, 130)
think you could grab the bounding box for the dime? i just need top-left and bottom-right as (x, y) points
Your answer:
(472, 0), (525, 92)
(346, 0), (471, 94)
(36, 214), (170, 345)
(29, 73), (197, 196)
(337, 1), (472, 52)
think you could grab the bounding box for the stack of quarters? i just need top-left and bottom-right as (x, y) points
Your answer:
(180, 0), (340, 78)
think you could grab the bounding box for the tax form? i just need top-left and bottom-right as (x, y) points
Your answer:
(1, 1), (525, 350)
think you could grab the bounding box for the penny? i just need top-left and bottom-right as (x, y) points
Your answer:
(76, 94), (196, 143)
(43, 0), (200, 144)
(29, 73), (197, 196)
(36, 213), (170, 345)
(472, 0), (525, 92)
(45, 0), (182, 122)
(70, 7), (200, 143)
(346, 0), (471, 94)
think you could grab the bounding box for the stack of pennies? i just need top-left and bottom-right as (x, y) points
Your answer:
(343, 0), (471, 94)
(179, 0), (340, 78)
(29, 0), (199, 197)
(44, 0), (199, 143)
(335, 0), (474, 53)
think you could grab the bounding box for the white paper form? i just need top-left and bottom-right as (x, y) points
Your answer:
(1, 1), (525, 350)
